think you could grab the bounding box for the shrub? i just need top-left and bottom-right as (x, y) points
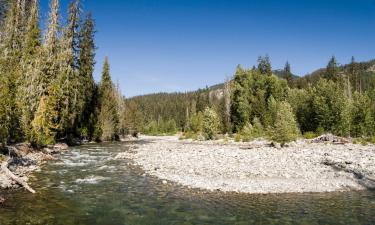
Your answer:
(270, 101), (300, 145)
(240, 122), (253, 142)
(303, 132), (317, 139)
(203, 107), (220, 140)
(234, 133), (241, 142)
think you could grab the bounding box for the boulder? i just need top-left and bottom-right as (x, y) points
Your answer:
(312, 134), (349, 144)
(53, 143), (69, 151)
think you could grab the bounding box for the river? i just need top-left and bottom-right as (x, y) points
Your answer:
(1, 142), (374, 225)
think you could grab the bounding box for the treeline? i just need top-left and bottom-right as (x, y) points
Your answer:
(0, 0), (123, 147)
(125, 56), (375, 144)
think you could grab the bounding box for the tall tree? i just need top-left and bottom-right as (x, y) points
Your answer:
(0, 0), (26, 142)
(57, 0), (80, 136)
(257, 55), (272, 76)
(17, 0), (41, 139)
(230, 65), (251, 131)
(95, 57), (119, 141)
(324, 56), (339, 81)
(77, 13), (96, 136)
(284, 61), (293, 86)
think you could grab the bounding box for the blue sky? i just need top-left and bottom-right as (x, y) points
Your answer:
(40, 0), (375, 97)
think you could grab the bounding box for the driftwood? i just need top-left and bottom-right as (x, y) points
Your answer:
(1, 159), (36, 194)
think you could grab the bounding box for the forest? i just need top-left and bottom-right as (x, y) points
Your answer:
(0, 0), (126, 148)
(1, 0), (375, 148)
(126, 56), (375, 144)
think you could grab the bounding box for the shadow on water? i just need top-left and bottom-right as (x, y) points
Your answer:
(0, 142), (374, 225)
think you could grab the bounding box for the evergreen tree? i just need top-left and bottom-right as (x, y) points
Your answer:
(284, 61), (293, 86)
(257, 55), (272, 76)
(96, 57), (119, 141)
(230, 65), (251, 131)
(271, 101), (300, 145)
(31, 83), (62, 147)
(0, 0), (26, 142)
(57, 0), (80, 136)
(17, 0), (41, 139)
(77, 13), (96, 136)
(324, 56), (339, 81)
(203, 107), (220, 140)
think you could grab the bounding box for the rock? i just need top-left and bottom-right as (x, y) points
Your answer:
(312, 134), (349, 144)
(0, 196), (5, 204)
(272, 142), (281, 149)
(162, 180), (168, 185)
(54, 143), (69, 151)
(197, 134), (205, 141)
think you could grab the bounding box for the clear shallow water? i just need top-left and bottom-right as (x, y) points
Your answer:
(1, 142), (375, 225)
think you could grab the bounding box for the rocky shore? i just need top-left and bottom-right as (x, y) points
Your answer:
(0, 143), (68, 192)
(118, 135), (375, 194)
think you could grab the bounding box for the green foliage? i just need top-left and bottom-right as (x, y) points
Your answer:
(203, 107), (220, 140)
(96, 58), (119, 141)
(189, 112), (203, 133)
(240, 123), (254, 142)
(303, 132), (318, 139)
(31, 84), (62, 147)
(143, 119), (177, 136)
(270, 102), (300, 145)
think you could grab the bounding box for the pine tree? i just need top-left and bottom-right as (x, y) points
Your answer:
(95, 57), (119, 141)
(31, 84), (62, 147)
(31, 0), (61, 144)
(17, 0), (41, 139)
(257, 55), (272, 76)
(57, 0), (80, 136)
(38, 0), (60, 97)
(77, 13), (96, 136)
(284, 61), (293, 86)
(324, 56), (339, 81)
(0, 0), (26, 142)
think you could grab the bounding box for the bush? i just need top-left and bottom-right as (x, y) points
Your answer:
(270, 101), (300, 145)
(203, 107), (220, 140)
(240, 122), (253, 142)
(234, 133), (241, 142)
(303, 132), (317, 139)
(189, 112), (203, 133)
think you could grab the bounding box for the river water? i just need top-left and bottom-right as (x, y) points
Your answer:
(0, 142), (374, 225)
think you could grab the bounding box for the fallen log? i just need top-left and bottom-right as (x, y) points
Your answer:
(1, 159), (36, 194)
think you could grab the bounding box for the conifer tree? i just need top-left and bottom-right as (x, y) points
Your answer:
(271, 101), (300, 145)
(77, 13), (96, 135)
(203, 107), (220, 140)
(17, 0), (41, 139)
(284, 61), (293, 86)
(96, 57), (119, 141)
(31, 84), (62, 147)
(0, 0), (26, 142)
(324, 56), (339, 81)
(38, 0), (60, 97)
(230, 65), (251, 131)
(57, 0), (80, 135)
(257, 55), (272, 76)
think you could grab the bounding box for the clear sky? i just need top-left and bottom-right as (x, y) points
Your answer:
(40, 0), (375, 97)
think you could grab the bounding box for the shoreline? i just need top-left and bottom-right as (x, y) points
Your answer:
(0, 143), (68, 195)
(118, 135), (375, 194)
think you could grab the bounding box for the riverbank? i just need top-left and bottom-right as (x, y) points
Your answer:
(0, 143), (68, 193)
(119, 135), (375, 194)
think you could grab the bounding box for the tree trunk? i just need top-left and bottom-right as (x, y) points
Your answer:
(1, 159), (36, 194)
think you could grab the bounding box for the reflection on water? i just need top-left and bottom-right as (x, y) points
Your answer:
(0, 142), (374, 225)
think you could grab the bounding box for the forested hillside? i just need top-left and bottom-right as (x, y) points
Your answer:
(0, 0), (125, 148)
(125, 56), (375, 143)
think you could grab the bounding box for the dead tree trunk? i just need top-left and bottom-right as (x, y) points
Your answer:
(1, 159), (36, 194)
